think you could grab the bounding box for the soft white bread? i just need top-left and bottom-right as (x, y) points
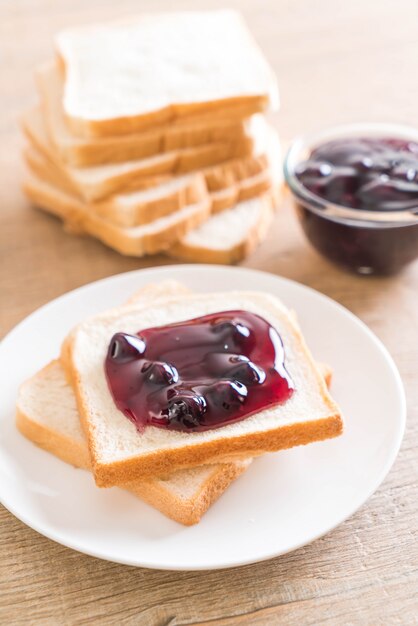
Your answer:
(169, 132), (282, 263)
(16, 279), (333, 524)
(56, 10), (279, 137)
(23, 119), (278, 235)
(25, 147), (209, 228)
(24, 145), (273, 228)
(60, 279), (333, 387)
(16, 360), (251, 525)
(202, 124), (281, 215)
(60, 280), (195, 386)
(16, 358), (332, 525)
(23, 170), (275, 259)
(23, 126), (280, 257)
(21, 107), (257, 201)
(64, 291), (343, 486)
(21, 279), (251, 526)
(37, 62), (257, 167)
(23, 172), (211, 256)
(124, 279), (192, 304)
(169, 191), (277, 264)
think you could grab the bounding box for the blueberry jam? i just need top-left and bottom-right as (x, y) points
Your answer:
(295, 138), (418, 212)
(104, 311), (294, 433)
(288, 135), (418, 274)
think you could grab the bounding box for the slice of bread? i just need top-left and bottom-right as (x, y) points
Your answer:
(25, 147), (209, 228)
(24, 137), (271, 202)
(16, 279), (333, 524)
(60, 280), (195, 388)
(37, 62), (256, 167)
(24, 172), (212, 256)
(204, 124), (281, 215)
(21, 107), (256, 201)
(208, 169), (274, 216)
(16, 359), (332, 526)
(56, 10), (278, 137)
(60, 279), (333, 390)
(125, 279), (192, 304)
(64, 291), (343, 486)
(169, 131), (282, 263)
(16, 360), (251, 525)
(22, 279), (251, 526)
(169, 191), (277, 264)
(25, 144), (274, 228)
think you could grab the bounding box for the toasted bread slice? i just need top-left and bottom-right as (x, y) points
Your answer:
(21, 107), (256, 201)
(56, 10), (278, 137)
(36, 62), (257, 167)
(63, 291), (343, 486)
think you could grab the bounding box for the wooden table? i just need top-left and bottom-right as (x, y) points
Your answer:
(1, 1), (417, 624)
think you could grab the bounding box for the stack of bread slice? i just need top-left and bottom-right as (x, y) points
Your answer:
(16, 280), (343, 525)
(21, 10), (283, 263)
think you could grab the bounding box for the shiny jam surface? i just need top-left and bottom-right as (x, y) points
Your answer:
(295, 137), (418, 211)
(104, 310), (294, 433)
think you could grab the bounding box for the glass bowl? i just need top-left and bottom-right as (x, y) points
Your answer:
(283, 123), (418, 275)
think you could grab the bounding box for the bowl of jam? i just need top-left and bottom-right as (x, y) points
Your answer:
(284, 123), (418, 275)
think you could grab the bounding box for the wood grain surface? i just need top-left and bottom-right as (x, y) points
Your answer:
(1, 1), (417, 624)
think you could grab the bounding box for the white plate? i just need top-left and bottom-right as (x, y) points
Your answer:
(0, 265), (405, 570)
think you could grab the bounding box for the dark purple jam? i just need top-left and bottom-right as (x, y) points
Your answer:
(291, 136), (418, 274)
(295, 205), (418, 274)
(104, 310), (294, 433)
(295, 138), (418, 212)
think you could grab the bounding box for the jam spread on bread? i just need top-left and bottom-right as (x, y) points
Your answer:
(105, 310), (294, 432)
(295, 137), (418, 211)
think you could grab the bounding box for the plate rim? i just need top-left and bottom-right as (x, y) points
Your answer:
(0, 265), (406, 570)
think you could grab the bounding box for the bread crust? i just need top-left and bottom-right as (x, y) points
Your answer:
(169, 188), (278, 264)
(16, 406), (91, 469)
(21, 107), (254, 202)
(65, 95), (268, 139)
(16, 357), (333, 522)
(209, 170), (272, 215)
(124, 461), (250, 525)
(25, 148), (210, 228)
(88, 411), (342, 487)
(54, 9), (278, 138)
(16, 360), (251, 525)
(18, 391), (250, 524)
(17, 272), (335, 522)
(36, 63), (256, 167)
(23, 175), (212, 256)
(25, 147), (273, 230)
(21, 121), (270, 199)
(22, 131), (279, 258)
(16, 282), (339, 529)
